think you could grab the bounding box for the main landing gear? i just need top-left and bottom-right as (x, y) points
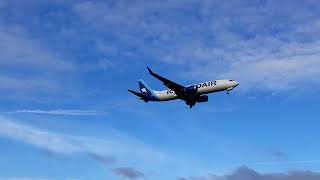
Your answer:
(186, 100), (196, 109)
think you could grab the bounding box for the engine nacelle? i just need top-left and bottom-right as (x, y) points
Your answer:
(196, 95), (208, 103)
(184, 86), (197, 94)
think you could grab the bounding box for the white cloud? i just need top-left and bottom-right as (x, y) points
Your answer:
(0, 27), (73, 71)
(220, 41), (320, 91)
(0, 178), (50, 180)
(69, 1), (320, 92)
(0, 116), (166, 161)
(1, 0), (320, 100)
(0, 25), (75, 98)
(251, 159), (320, 166)
(0, 75), (59, 93)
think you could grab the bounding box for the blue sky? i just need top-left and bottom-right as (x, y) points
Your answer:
(0, 0), (320, 180)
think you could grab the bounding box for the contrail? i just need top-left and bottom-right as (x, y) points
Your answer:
(4, 109), (105, 116)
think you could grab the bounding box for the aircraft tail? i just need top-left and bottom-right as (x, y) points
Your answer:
(139, 79), (153, 95)
(128, 80), (158, 102)
(138, 79), (159, 101)
(128, 89), (144, 98)
(128, 89), (147, 102)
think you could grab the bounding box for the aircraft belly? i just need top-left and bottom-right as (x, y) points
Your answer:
(155, 92), (177, 101)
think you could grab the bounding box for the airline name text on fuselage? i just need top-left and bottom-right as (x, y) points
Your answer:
(166, 81), (216, 94)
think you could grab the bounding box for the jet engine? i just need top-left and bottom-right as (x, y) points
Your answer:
(184, 86), (197, 94)
(196, 95), (208, 103)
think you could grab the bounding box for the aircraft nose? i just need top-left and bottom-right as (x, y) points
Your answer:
(234, 81), (239, 87)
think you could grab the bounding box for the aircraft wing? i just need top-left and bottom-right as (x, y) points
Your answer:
(147, 67), (186, 95)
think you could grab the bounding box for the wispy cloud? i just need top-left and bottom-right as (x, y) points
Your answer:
(251, 159), (320, 166)
(0, 76), (59, 93)
(5, 109), (105, 116)
(0, 26), (73, 71)
(71, 0), (320, 92)
(0, 25), (74, 99)
(220, 41), (320, 91)
(4, 0), (320, 96)
(0, 178), (51, 180)
(0, 116), (166, 162)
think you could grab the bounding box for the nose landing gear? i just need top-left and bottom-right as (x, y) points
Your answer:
(226, 87), (234, 95)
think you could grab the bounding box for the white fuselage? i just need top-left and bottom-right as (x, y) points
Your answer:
(153, 79), (239, 101)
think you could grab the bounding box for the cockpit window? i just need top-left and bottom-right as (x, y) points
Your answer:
(229, 80), (234, 81)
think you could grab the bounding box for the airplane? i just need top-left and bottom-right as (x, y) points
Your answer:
(128, 67), (239, 108)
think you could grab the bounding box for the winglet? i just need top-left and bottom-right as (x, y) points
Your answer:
(147, 66), (153, 74)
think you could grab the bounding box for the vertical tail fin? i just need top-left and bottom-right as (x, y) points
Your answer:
(138, 79), (159, 100)
(139, 79), (153, 96)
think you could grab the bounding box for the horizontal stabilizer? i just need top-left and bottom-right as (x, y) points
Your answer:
(128, 90), (148, 102)
(128, 89), (144, 98)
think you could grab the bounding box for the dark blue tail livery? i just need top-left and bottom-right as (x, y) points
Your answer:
(138, 79), (159, 101)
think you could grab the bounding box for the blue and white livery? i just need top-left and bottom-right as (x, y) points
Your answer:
(128, 67), (239, 108)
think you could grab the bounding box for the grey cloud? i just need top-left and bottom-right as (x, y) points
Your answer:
(183, 166), (320, 180)
(270, 151), (288, 159)
(113, 167), (144, 180)
(178, 178), (188, 180)
(87, 152), (116, 165)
